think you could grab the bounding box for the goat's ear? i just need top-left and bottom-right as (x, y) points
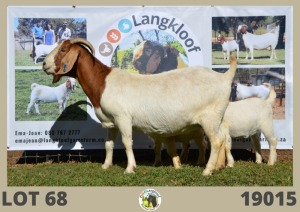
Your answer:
(55, 46), (80, 75)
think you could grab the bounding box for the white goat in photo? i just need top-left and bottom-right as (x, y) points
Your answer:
(236, 83), (271, 100)
(217, 34), (239, 60)
(237, 24), (280, 60)
(33, 41), (58, 64)
(26, 78), (76, 114)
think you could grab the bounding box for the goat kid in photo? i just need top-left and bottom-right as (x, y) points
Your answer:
(26, 77), (76, 115)
(236, 83), (271, 100)
(217, 34), (239, 60)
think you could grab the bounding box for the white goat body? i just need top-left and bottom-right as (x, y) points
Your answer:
(223, 87), (277, 166)
(42, 39), (237, 176)
(237, 24), (279, 60)
(217, 34), (239, 60)
(161, 87), (277, 168)
(33, 42), (58, 64)
(26, 78), (76, 114)
(236, 83), (271, 100)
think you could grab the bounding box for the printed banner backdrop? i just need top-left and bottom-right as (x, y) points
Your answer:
(7, 6), (293, 150)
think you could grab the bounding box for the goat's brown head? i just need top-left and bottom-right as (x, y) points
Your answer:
(217, 34), (225, 44)
(43, 38), (95, 83)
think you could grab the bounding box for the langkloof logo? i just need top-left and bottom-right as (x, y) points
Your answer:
(97, 11), (203, 68)
(139, 189), (161, 211)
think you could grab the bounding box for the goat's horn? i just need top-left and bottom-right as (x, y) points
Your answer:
(70, 38), (95, 55)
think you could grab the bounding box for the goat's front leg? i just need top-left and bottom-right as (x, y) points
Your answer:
(102, 128), (119, 170)
(58, 100), (64, 114)
(117, 120), (136, 173)
(62, 99), (68, 111)
(227, 50), (230, 60)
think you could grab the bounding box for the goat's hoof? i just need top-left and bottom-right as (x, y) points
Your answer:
(174, 164), (182, 169)
(153, 162), (161, 167)
(197, 160), (206, 167)
(267, 161), (276, 166)
(102, 163), (112, 170)
(124, 168), (135, 174)
(202, 168), (213, 176)
(226, 162), (234, 168)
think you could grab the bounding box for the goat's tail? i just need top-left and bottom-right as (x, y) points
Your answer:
(265, 86), (276, 106)
(224, 56), (237, 80)
(30, 83), (39, 90)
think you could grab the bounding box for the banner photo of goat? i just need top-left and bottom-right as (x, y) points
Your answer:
(212, 15), (285, 65)
(8, 6), (292, 153)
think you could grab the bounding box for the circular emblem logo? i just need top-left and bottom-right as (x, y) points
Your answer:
(107, 29), (121, 43)
(139, 189), (161, 211)
(118, 19), (133, 33)
(99, 42), (114, 56)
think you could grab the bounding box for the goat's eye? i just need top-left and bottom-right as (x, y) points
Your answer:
(61, 48), (66, 52)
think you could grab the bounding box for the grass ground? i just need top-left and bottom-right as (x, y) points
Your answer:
(7, 161), (292, 186)
(7, 150), (293, 186)
(212, 49), (285, 65)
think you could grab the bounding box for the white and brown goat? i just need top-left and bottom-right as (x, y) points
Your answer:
(42, 38), (237, 176)
(237, 24), (280, 60)
(217, 34), (239, 60)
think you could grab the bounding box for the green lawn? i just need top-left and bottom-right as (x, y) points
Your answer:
(7, 160), (292, 186)
(15, 49), (43, 66)
(212, 49), (285, 65)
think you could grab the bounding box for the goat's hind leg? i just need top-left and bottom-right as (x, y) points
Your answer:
(202, 125), (226, 175)
(262, 127), (278, 166)
(26, 101), (34, 114)
(270, 48), (277, 60)
(251, 133), (263, 164)
(34, 101), (41, 115)
(225, 136), (235, 168)
(165, 139), (182, 169)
